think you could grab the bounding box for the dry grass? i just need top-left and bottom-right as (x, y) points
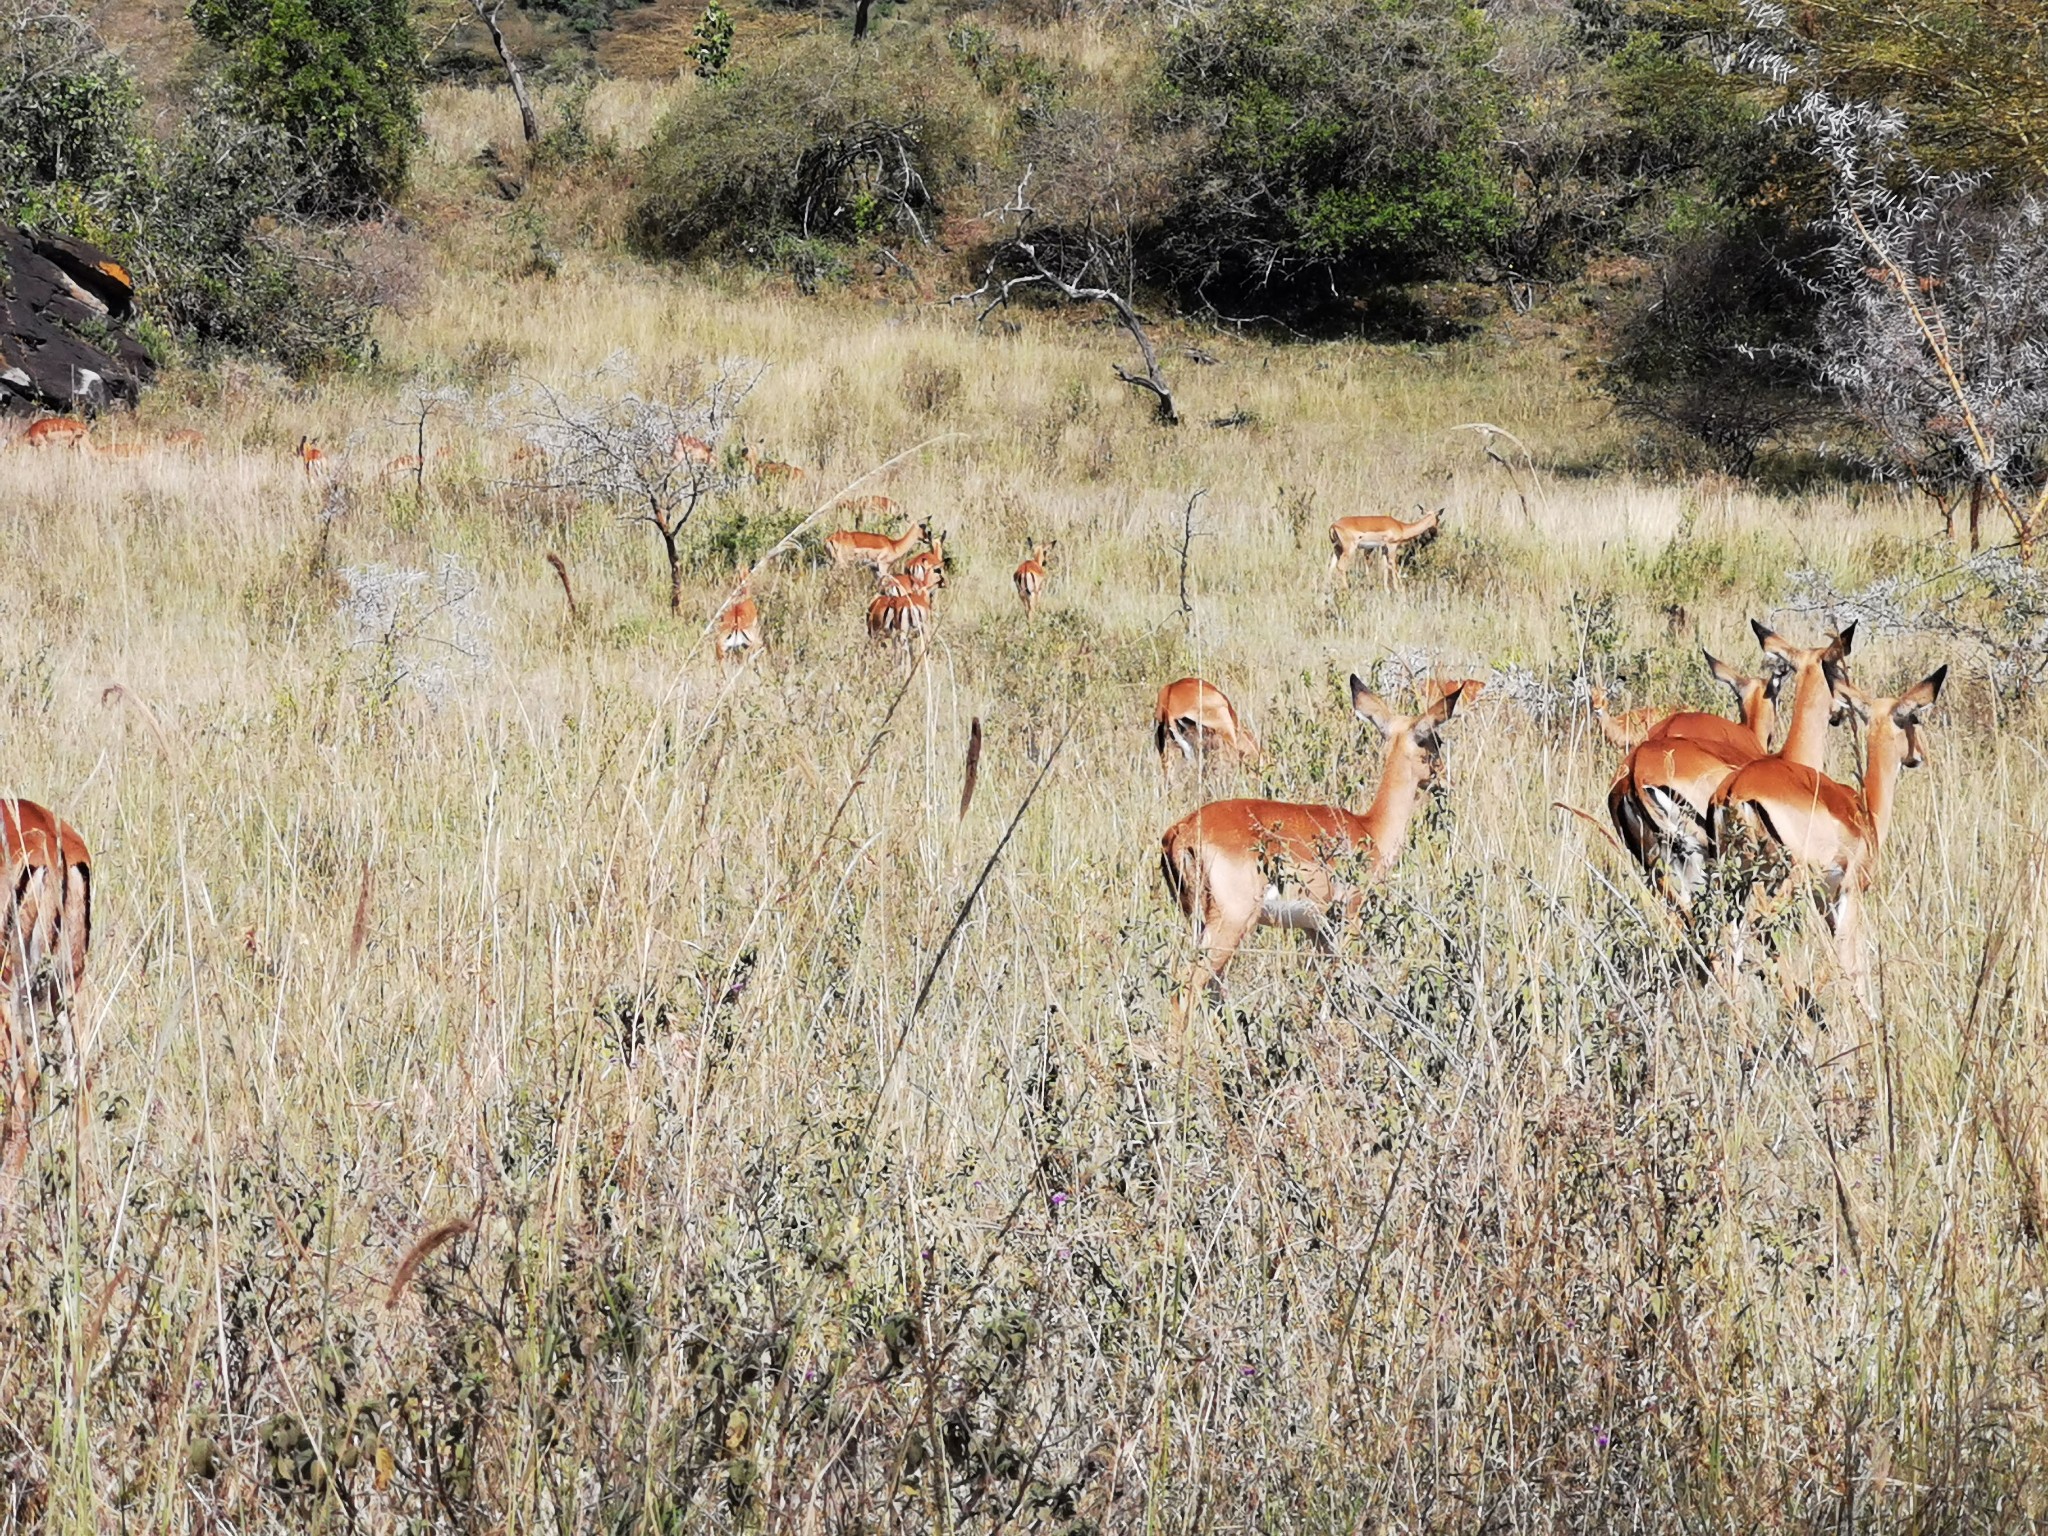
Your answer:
(3, 91), (2047, 1533)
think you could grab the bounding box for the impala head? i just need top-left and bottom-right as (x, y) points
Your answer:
(1350, 674), (1461, 784)
(1704, 650), (1783, 713)
(1752, 617), (1853, 679)
(1838, 666), (1947, 770)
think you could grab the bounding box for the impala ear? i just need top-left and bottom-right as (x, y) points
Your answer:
(1831, 677), (1874, 725)
(1350, 675), (1398, 739)
(1824, 622), (1856, 662)
(1418, 682), (1462, 730)
(1751, 618), (1792, 662)
(1704, 650), (1743, 693)
(1893, 664), (1947, 723)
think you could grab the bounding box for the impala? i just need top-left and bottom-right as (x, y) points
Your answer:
(1709, 666), (1946, 988)
(23, 417), (87, 449)
(1588, 686), (1667, 750)
(1329, 506), (1441, 588)
(297, 436), (327, 474)
(867, 576), (936, 653)
(831, 493), (897, 518)
(1160, 679), (1462, 1018)
(1014, 541), (1054, 618)
(745, 445), (805, 485)
(902, 533), (947, 593)
(164, 428), (206, 451)
(827, 520), (930, 575)
(671, 433), (717, 467)
(1420, 676), (1486, 708)
(713, 568), (762, 665)
(1610, 624), (1851, 905)
(0, 797), (92, 1186)
(1154, 678), (1261, 779)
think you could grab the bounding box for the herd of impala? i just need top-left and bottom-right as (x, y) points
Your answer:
(0, 422), (1950, 1193)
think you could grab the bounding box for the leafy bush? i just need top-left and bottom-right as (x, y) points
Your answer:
(1600, 216), (1827, 473)
(1149, 0), (1512, 307)
(1, 0), (382, 373)
(189, 0), (423, 214)
(633, 35), (982, 263)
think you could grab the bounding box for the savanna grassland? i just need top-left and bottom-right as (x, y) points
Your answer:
(4, 75), (2048, 1535)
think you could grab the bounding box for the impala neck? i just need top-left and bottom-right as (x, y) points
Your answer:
(1861, 717), (1911, 853)
(1741, 684), (1776, 750)
(1776, 662), (1834, 768)
(1355, 741), (1433, 870)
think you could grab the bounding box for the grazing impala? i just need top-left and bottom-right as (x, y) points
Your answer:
(713, 568), (762, 665)
(1610, 624), (1850, 906)
(0, 798), (92, 1186)
(831, 493), (897, 518)
(745, 445), (804, 486)
(23, 417), (88, 449)
(1013, 541), (1054, 618)
(1329, 506), (1441, 588)
(827, 520), (930, 575)
(1154, 678), (1261, 779)
(1710, 666), (1946, 989)
(1160, 679), (1463, 1018)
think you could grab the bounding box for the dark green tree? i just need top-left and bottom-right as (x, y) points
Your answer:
(190, 0), (422, 213)
(1151, 0), (1512, 309)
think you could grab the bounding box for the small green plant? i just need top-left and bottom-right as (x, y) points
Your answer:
(691, 0), (734, 79)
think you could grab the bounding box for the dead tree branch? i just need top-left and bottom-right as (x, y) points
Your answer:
(955, 171), (1178, 424)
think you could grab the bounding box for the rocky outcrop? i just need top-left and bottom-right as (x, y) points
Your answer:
(0, 227), (156, 417)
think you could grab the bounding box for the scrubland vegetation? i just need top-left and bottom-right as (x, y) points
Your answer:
(6, 0), (2048, 1526)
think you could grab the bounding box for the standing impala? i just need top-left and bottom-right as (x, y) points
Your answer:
(712, 568), (762, 666)
(1329, 506), (1441, 588)
(902, 533), (946, 593)
(1154, 678), (1261, 779)
(827, 520), (930, 575)
(23, 417), (88, 449)
(0, 797), (91, 1188)
(1709, 666), (1946, 990)
(867, 559), (943, 652)
(1161, 679), (1462, 1018)
(1013, 541), (1054, 618)
(1588, 686), (1667, 750)
(1610, 624), (1850, 905)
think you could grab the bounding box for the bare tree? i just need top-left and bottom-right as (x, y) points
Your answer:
(1735, 23), (2048, 556)
(466, 0), (537, 144)
(958, 170), (1179, 424)
(514, 363), (757, 614)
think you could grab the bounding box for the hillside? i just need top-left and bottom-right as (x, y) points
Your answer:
(4, 13), (2048, 1535)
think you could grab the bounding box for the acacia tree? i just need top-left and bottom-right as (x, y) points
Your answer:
(517, 365), (757, 614)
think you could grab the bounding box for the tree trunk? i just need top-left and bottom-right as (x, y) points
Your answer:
(1970, 474), (1984, 553)
(663, 526), (683, 614)
(475, 0), (539, 144)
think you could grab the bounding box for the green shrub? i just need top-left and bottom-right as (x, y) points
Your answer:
(1599, 215), (1828, 474)
(1, 2), (381, 374)
(190, 0), (422, 214)
(633, 36), (982, 264)
(1149, 0), (1512, 307)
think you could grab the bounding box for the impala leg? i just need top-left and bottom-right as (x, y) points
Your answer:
(1176, 909), (1254, 1027)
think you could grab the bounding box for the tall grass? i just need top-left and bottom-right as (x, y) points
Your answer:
(2, 94), (2045, 1530)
